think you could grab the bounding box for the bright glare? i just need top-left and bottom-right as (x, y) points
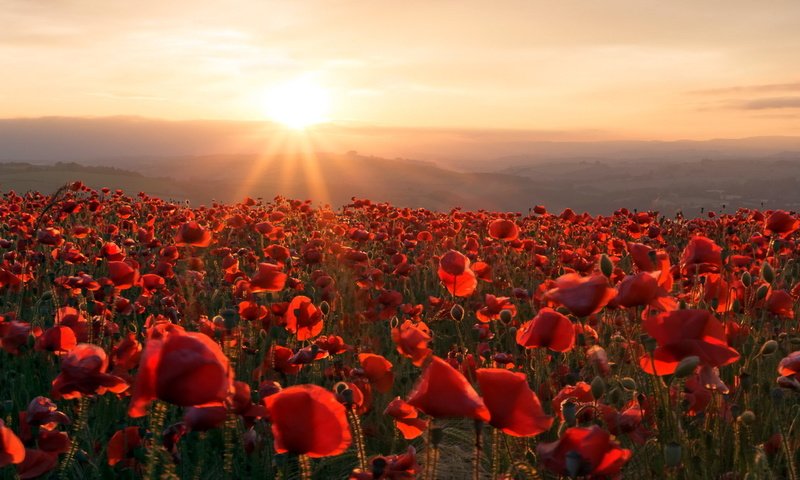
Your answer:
(263, 77), (331, 129)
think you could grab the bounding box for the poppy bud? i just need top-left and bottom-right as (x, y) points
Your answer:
(738, 410), (756, 425)
(664, 442), (682, 467)
(759, 340), (778, 357)
(561, 400), (577, 426)
(640, 335), (657, 353)
(565, 450), (584, 478)
(607, 387), (622, 406)
(790, 337), (800, 347)
(450, 304), (464, 322)
(761, 263), (775, 284)
(431, 426), (445, 446)
(590, 376), (605, 400)
(499, 309), (513, 324)
(674, 356), (700, 378)
(741, 271), (752, 287)
(620, 377), (637, 391)
(756, 285), (769, 301)
(319, 301), (330, 316)
(599, 254), (614, 278)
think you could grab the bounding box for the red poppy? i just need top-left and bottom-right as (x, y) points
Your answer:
(15, 449), (58, 480)
(476, 294), (517, 323)
(536, 426), (632, 478)
(516, 308), (575, 352)
(174, 221), (212, 247)
(544, 273), (615, 317)
(357, 353), (395, 393)
(488, 219), (520, 241)
(779, 351), (800, 379)
(614, 272), (676, 311)
(106, 261), (140, 290)
(680, 236), (722, 275)
(264, 384), (351, 457)
(406, 356), (490, 421)
(437, 250), (478, 297)
(284, 295), (323, 340)
(766, 289), (795, 319)
(391, 320), (432, 366)
(107, 426), (142, 466)
(765, 210), (799, 238)
(128, 325), (233, 417)
(639, 309), (740, 376)
(476, 368), (553, 437)
(249, 263), (288, 293)
(51, 343), (129, 399)
(0, 419), (25, 467)
(384, 397), (428, 440)
(34, 325), (77, 354)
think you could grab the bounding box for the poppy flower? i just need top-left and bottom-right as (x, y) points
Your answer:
(614, 272), (676, 311)
(488, 219), (520, 241)
(437, 250), (477, 297)
(384, 397), (428, 440)
(107, 426), (142, 466)
(248, 263), (287, 293)
(765, 210), (799, 238)
(476, 294), (516, 323)
(349, 446), (420, 480)
(544, 273), (615, 317)
(536, 426), (632, 478)
(766, 289), (795, 319)
(779, 351), (800, 379)
(391, 320), (432, 366)
(516, 308), (575, 352)
(51, 343), (129, 399)
(357, 353), (394, 393)
(0, 419), (25, 467)
(476, 368), (553, 437)
(34, 325), (77, 354)
(107, 261), (140, 290)
(263, 384), (351, 458)
(15, 449), (58, 480)
(128, 325), (233, 417)
(184, 403), (227, 431)
(406, 356), (490, 421)
(284, 295), (323, 340)
(174, 221), (212, 247)
(680, 236), (722, 275)
(639, 309), (740, 376)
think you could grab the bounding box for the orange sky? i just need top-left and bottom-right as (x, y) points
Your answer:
(2, 1), (799, 140)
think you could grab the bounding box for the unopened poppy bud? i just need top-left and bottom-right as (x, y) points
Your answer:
(431, 426), (445, 446)
(607, 387), (622, 405)
(761, 263), (775, 284)
(565, 450), (584, 478)
(664, 442), (682, 468)
(738, 410), (756, 425)
(591, 376), (605, 399)
(561, 400), (577, 426)
(759, 340), (778, 357)
(319, 301), (330, 316)
(620, 377), (637, 391)
(600, 254), (614, 278)
(556, 306), (571, 316)
(741, 271), (752, 287)
(675, 356), (700, 378)
(641, 335), (657, 353)
(790, 336), (800, 346)
(499, 309), (513, 324)
(450, 304), (464, 322)
(756, 284), (769, 301)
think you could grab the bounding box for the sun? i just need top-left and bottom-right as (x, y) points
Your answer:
(263, 77), (331, 129)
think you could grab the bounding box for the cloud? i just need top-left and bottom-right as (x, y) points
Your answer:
(739, 97), (800, 110)
(689, 82), (800, 95)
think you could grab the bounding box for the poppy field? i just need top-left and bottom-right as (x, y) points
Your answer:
(2, 182), (800, 480)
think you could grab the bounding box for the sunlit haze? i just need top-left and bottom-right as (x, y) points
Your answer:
(2, 1), (799, 140)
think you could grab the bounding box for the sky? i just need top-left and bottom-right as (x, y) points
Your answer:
(2, 0), (800, 140)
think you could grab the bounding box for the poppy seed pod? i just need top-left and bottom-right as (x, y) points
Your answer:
(664, 442), (682, 468)
(738, 410), (756, 425)
(761, 263), (775, 284)
(759, 340), (779, 357)
(674, 356), (701, 378)
(450, 304), (465, 322)
(499, 309), (513, 324)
